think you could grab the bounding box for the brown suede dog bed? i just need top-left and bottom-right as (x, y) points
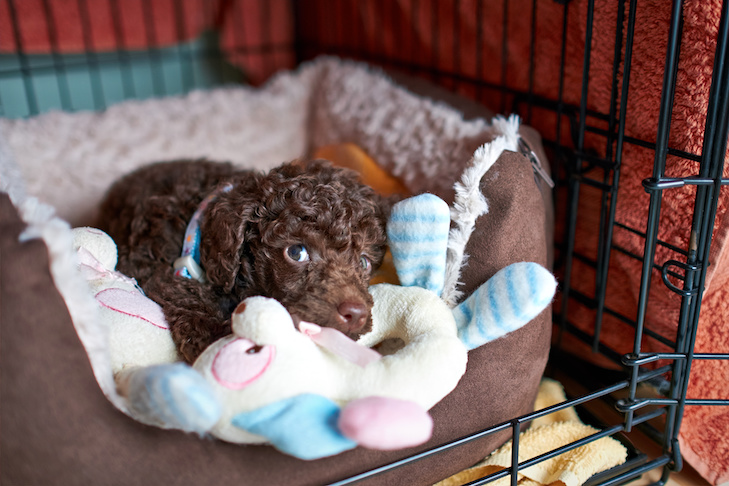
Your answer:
(0, 57), (553, 485)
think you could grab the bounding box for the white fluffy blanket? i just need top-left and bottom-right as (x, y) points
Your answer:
(1, 57), (508, 226)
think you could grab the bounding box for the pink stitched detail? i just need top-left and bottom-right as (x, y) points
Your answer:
(95, 288), (169, 330)
(212, 338), (275, 390)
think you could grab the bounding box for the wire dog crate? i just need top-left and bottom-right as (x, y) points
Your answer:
(2, 0), (728, 485)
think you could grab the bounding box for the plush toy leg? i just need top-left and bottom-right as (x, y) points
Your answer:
(454, 262), (557, 350)
(232, 394), (357, 460)
(117, 363), (222, 435)
(338, 396), (433, 450)
(387, 193), (451, 295)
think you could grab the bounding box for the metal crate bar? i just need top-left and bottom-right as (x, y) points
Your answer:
(331, 363), (672, 484)
(591, 0), (638, 353)
(627, 0), (684, 436)
(556, 0), (597, 356)
(667, 0), (729, 470)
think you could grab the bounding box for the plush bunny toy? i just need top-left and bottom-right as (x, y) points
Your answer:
(73, 194), (556, 460)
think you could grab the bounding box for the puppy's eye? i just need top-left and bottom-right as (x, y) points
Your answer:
(360, 255), (372, 273)
(285, 244), (310, 263)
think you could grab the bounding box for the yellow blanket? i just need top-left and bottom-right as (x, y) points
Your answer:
(436, 379), (627, 486)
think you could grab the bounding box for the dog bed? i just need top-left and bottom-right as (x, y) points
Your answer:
(0, 57), (553, 485)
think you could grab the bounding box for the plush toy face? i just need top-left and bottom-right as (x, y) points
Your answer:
(191, 288), (467, 446)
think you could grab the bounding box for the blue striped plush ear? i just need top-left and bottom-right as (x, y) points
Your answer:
(453, 262), (557, 350)
(386, 195), (556, 351)
(387, 193), (451, 296)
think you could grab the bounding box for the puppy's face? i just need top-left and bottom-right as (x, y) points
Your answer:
(249, 224), (385, 338)
(201, 160), (390, 340)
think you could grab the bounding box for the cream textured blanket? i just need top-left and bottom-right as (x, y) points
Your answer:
(0, 57), (505, 227)
(436, 379), (627, 486)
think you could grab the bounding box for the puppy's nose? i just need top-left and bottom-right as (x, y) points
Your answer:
(337, 301), (368, 331)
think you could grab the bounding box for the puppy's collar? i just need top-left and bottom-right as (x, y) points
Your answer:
(173, 183), (234, 282)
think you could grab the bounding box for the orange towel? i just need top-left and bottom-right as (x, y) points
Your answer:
(313, 143), (408, 285)
(313, 143), (410, 198)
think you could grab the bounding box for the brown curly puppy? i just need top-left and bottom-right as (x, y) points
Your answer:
(97, 159), (391, 364)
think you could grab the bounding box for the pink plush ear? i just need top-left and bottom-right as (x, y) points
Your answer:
(338, 397), (433, 450)
(95, 288), (169, 330)
(211, 338), (275, 390)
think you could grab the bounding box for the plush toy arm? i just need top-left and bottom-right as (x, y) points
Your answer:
(231, 394), (433, 460)
(454, 262), (557, 350)
(116, 363), (222, 435)
(231, 394), (357, 460)
(357, 284), (468, 410)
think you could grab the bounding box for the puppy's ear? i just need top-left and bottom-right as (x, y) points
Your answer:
(199, 182), (259, 292)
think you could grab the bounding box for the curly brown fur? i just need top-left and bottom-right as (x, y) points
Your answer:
(97, 159), (392, 364)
